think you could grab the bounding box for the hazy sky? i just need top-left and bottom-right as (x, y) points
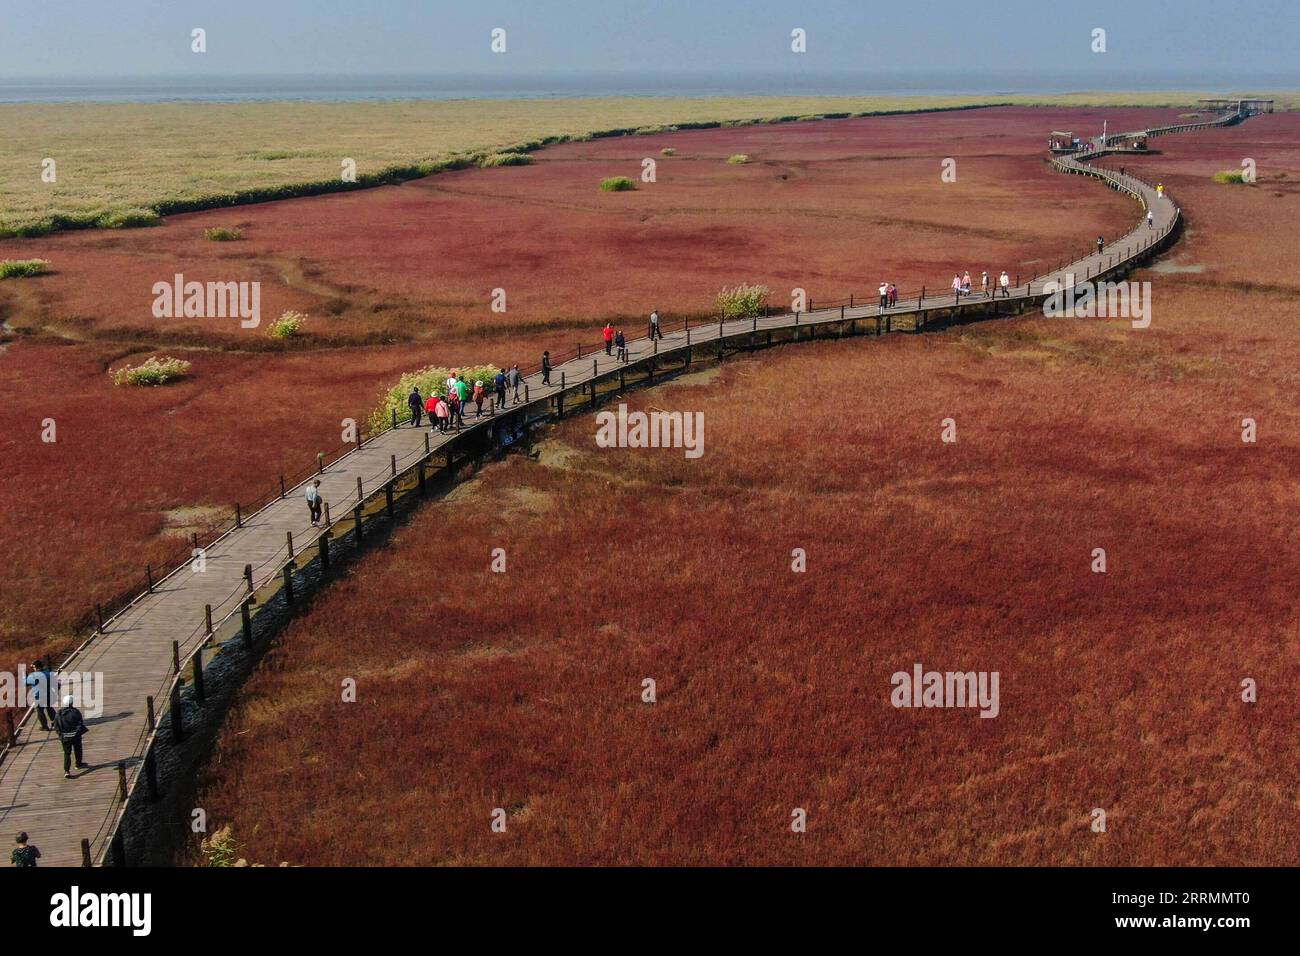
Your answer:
(2, 0), (1295, 81)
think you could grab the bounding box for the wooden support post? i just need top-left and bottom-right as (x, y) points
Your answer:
(286, 531), (294, 560)
(557, 391), (564, 417)
(324, 501), (331, 526)
(205, 604), (213, 635)
(391, 408), (398, 430)
(390, 454), (397, 477)
(591, 376), (598, 409)
(244, 563), (253, 595)
(418, 461), (426, 495)
(356, 476), (363, 502)
(235, 503), (241, 528)
(192, 649), (205, 704)
(577, 342), (582, 359)
(619, 367), (625, 391)
(111, 830), (126, 867)
(282, 565), (295, 605)
(319, 532), (330, 571)
(170, 683), (184, 743)
(172, 640), (180, 676)
(146, 695), (155, 731)
(561, 371), (566, 390)
(145, 750), (160, 802)
(240, 601), (252, 644)
(146, 564), (154, 593)
(524, 384), (530, 403)
(593, 359), (598, 379)
(424, 432), (431, 455)
(385, 481), (394, 516)
(81, 839), (92, 868)
(96, 603), (105, 634)
(280, 476), (286, 499)
(354, 505), (364, 540)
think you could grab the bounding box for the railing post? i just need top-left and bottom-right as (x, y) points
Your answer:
(356, 476), (363, 502)
(279, 476), (286, 499)
(235, 503), (241, 528)
(205, 604), (213, 635)
(170, 682), (184, 743)
(118, 761), (128, 802)
(240, 601), (252, 644)
(145, 750), (160, 802)
(192, 649), (205, 704)
(286, 531), (294, 561)
(81, 839), (92, 867)
(323, 501), (331, 526)
(244, 563), (253, 596)
(390, 454), (397, 477)
(146, 695), (155, 731)
(146, 564), (154, 593)
(172, 640), (180, 676)
(96, 603), (105, 634)
(391, 408), (398, 430)
(424, 432), (431, 455)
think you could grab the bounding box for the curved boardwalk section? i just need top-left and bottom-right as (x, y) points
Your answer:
(0, 105), (1262, 866)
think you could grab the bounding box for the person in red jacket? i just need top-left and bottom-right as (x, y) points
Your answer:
(603, 322), (614, 355)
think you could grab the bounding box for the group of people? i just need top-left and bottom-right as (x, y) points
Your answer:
(19, 660), (91, 782)
(602, 323), (631, 363)
(877, 282), (900, 311)
(951, 270), (1012, 298)
(407, 367), (525, 434)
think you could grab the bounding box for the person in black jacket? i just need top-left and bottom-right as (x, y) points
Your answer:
(407, 387), (423, 428)
(541, 351), (551, 385)
(11, 832), (40, 867)
(54, 696), (89, 779)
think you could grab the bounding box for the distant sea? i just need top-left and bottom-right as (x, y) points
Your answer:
(0, 71), (1294, 104)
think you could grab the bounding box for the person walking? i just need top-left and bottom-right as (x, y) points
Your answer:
(952, 274), (962, 298)
(878, 281), (888, 312)
(305, 479), (323, 527)
(602, 322), (614, 356)
(1156, 182), (1163, 198)
(614, 329), (627, 362)
(962, 271), (972, 295)
(541, 351), (551, 385)
(424, 392), (438, 429)
(648, 310), (662, 341)
(1146, 209), (1154, 227)
(407, 387), (423, 428)
(455, 375), (470, 412)
(54, 696), (89, 779)
(445, 370), (459, 397)
(493, 369), (507, 409)
(888, 283), (898, 308)
(1096, 235), (1105, 256)
(24, 660), (56, 731)
(473, 380), (487, 417)
(447, 392), (462, 429)
(508, 364), (522, 404)
(999, 270), (1010, 297)
(981, 271), (989, 297)
(434, 395), (450, 432)
(11, 833), (39, 867)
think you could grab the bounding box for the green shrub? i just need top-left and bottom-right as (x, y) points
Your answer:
(368, 364), (500, 434)
(726, 154), (749, 164)
(599, 176), (637, 192)
(0, 258), (49, 279)
(715, 283), (770, 318)
(267, 310), (306, 339)
(660, 147), (677, 157)
(95, 208), (160, 229)
(1213, 170), (1247, 184)
(112, 355), (192, 386)
(478, 152), (534, 168)
(204, 226), (243, 241)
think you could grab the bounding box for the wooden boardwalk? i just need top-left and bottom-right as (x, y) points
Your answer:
(0, 107), (1258, 866)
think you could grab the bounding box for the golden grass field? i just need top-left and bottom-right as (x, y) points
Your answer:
(3, 91), (1295, 234)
